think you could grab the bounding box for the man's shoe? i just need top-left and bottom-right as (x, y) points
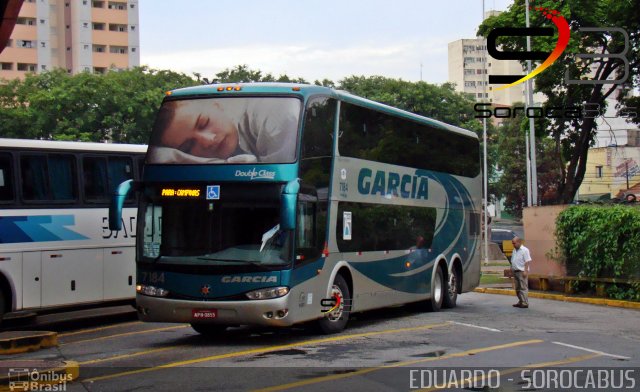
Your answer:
(520, 304), (529, 308)
(513, 303), (523, 307)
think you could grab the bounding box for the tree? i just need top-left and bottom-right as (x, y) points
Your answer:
(203, 64), (308, 84)
(0, 67), (197, 143)
(494, 107), (563, 218)
(478, 0), (640, 204)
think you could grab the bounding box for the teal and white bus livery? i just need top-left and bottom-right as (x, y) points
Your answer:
(110, 83), (481, 334)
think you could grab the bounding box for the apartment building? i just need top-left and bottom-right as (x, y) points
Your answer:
(0, 0), (139, 79)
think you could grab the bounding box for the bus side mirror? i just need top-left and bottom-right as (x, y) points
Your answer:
(280, 180), (300, 230)
(109, 179), (136, 231)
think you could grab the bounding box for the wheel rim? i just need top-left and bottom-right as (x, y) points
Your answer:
(448, 271), (457, 299)
(326, 284), (344, 322)
(434, 271), (443, 303)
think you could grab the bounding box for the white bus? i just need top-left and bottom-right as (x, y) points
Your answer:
(0, 138), (146, 319)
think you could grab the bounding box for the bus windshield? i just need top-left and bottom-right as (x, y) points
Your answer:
(146, 97), (301, 165)
(140, 183), (292, 267)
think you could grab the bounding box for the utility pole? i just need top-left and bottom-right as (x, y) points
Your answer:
(482, 0), (489, 265)
(525, 0), (538, 205)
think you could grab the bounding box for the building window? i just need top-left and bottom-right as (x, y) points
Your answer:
(131, 47), (136, 52)
(596, 166), (603, 178)
(130, 3), (135, 8)
(41, 65), (47, 70)
(109, 45), (128, 54)
(108, 1), (127, 10)
(130, 25), (135, 31)
(464, 57), (475, 63)
(83, 22), (89, 28)
(92, 22), (106, 30)
(464, 69), (475, 75)
(17, 17), (37, 26)
(93, 67), (107, 74)
(92, 1), (105, 7)
(93, 45), (106, 53)
(109, 23), (128, 32)
(66, 47), (71, 51)
(17, 63), (37, 72)
(40, 19), (45, 24)
(17, 40), (35, 48)
(40, 42), (46, 48)
(1, 62), (13, 70)
(5, 39), (11, 47)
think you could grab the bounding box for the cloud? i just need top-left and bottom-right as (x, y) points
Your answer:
(141, 38), (453, 84)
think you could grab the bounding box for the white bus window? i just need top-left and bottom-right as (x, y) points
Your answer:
(108, 156), (134, 200)
(83, 157), (109, 201)
(20, 154), (76, 202)
(0, 153), (15, 202)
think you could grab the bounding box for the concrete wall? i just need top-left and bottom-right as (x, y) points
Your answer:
(523, 205), (568, 277)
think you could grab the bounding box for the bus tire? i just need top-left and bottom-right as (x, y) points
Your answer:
(443, 265), (459, 309)
(426, 266), (444, 312)
(317, 274), (350, 334)
(190, 323), (227, 337)
(0, 289), (5, 323)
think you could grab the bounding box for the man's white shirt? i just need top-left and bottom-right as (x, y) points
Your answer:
(511, 245), (532, 271)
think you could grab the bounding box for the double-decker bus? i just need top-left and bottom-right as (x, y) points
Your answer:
(110, 83), (481, 334)
(0, 139), (146, 319)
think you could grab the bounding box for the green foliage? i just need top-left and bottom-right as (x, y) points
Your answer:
(479, 0), (640, 204)
(493, 107), (563, 217)
(555, 205), (640, 300)
(0, 67), (198, 143)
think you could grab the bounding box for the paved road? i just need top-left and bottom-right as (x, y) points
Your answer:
(3, 293), (639, 391)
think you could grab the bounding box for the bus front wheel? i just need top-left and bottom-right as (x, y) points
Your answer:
(317, 274), (351, 334)
(191, 323), (227, 337)
(426, 267), (444, 312)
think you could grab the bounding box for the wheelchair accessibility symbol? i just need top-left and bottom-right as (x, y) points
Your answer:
(206, 185), (220, 200)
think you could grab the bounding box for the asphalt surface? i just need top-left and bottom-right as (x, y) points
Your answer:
(2, 292), (638, 391)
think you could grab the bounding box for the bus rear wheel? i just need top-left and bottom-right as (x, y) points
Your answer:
(317, 274), (350, 334)
(191, 323), (227, 337)
(426, 266), (444, 312)
(443, 266), (459, 309)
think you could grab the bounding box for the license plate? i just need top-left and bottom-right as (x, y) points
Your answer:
(192, 309), (217, 319)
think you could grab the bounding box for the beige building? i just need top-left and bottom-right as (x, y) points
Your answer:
(0, 0), (139, 79)
(447, 37), (528, 106)
(578, 130), (640, 200)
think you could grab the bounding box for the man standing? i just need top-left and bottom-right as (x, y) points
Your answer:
(510, 237), (532, 308)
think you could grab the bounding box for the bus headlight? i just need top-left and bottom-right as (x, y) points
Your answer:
(136, 284), (170, 297)
(246, 286), (289, 300)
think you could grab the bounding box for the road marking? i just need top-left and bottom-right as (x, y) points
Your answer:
(417, 353), (599, 391)
(78, 345), (183, 365)
(58, 321), (142, 338)
(253, 339), (544, 392)
(83, 322), (452, 383)
(450, 321), (501, 332)
(552, 341), (631, 360)
(61, 325), (187, 346)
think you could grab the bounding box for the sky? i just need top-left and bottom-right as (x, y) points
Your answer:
(139, 0), (513, 84)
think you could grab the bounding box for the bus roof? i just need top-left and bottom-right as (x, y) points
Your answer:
(0, 138), (147, 153)
(168, 83), (478, 140)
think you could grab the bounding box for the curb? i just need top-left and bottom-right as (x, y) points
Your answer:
(0, 360), (78, 391)
(474, 287), (640, 310)
(0, 331), (57, 355)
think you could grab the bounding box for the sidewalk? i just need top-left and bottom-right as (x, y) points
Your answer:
(478, 262), (640, 310)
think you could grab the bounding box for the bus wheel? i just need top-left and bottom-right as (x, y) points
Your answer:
(190, 323), (227, 337)
(426, 267), (444, 312)
(443, 266), (459, 309)
(317, 274), (350, 334)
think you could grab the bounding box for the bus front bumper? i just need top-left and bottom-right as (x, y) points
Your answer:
(135, 294), (295, 327)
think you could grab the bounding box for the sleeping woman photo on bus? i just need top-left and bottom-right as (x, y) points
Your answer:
(146, 97), (301, 164)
